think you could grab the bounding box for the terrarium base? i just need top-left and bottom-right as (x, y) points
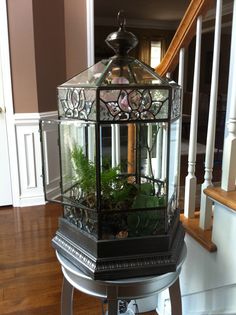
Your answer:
(52, 222), (185, 280)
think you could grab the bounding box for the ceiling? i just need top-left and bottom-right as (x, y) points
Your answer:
(94, 0), (191, 29)
(94, 0), (234, 30)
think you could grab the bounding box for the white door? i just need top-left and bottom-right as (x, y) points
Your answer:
(0, 52), (12, 206)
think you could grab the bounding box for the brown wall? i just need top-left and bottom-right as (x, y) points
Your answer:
(7, 0), (38, 113)
(64, 0), (88, 79)
(32, 0), (66, 112)
(7, 0), (174, 113)
(7, 0), (88, 113)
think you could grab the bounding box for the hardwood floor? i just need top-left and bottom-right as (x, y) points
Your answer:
(0, 203), (157, 315)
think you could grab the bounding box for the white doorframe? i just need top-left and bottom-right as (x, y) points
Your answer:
(0, 0), (20, 206)
(86, 0), (94, 67)
(0, 0), (95, 207)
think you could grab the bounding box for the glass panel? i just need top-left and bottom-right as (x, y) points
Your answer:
(101, 209), (165, 240)
(171, 85), (181, 120)
(99, 123), (166, 213)
(99, 88), (169, 121)
(137, 123), (167, 202)
(58, 87), (96, 121)
(60, 120), (98, 236)
(99, 123), (129, 211)
(60, 61), (108, 87)
(41, 119), (98, 236)
(60, 121), (97, 206)
(64, 205), (98, 237)
(40, 119), (60, 201)
(100, 59), (168, 86)
(102, 64), (137, 85)
(130, 60), (167, 85)
(168, 118), (180, 225)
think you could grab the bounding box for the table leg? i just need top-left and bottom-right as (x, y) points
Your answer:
(61, 276), (74, 315)
(169, 278), (182, 315)
(107, 286), (118, 315)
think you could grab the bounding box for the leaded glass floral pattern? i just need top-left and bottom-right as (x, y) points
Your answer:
(99, 88), (169, 121)
(58, 88), (96, 120)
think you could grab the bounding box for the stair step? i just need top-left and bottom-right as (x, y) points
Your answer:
(204, 186), (236, 211)
(180, 212), (217, 252)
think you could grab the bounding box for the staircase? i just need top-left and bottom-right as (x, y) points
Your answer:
(155, 0), (236, 314)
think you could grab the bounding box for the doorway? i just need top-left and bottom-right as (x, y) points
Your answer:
(0, 51), (12, 206)
(0, 0), (13, 206)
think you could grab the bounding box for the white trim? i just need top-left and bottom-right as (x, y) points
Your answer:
(86, 0), (94, 66)
(184, 16), (202, 218)
(221, 0), (236, 191)
(0, 0), (19, 206)
(14, 111), (58, 125)
(177, 48), (185, 207)
(200, 0), (222, 230)
(15, 118), (44, 207)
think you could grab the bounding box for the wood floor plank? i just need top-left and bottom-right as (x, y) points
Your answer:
(0, 204), (157, 314)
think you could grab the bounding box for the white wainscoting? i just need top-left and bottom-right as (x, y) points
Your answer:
(14, 111), (59, 207)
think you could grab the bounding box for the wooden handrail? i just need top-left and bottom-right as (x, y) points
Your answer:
(156, 0), (214, 77)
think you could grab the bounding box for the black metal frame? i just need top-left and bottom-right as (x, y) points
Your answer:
(39, 39), (184, 279)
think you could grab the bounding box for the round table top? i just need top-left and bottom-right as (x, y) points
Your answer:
(56, 243), (187, 300)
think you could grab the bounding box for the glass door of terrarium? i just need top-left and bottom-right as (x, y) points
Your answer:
(167, 85), (182, 226)
(40, 118), (99, 238)
(99, 121), (168, 240)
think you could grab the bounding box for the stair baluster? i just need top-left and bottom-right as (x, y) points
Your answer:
(184, 16), (202, 218)
(221, 0), (236, 191)
(177, 48), (185, 207)
(200, 0), (223, 230)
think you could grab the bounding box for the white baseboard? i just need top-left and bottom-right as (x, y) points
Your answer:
(14, 111), (58, 207)
(17, 195), (46, 207)
(187, 312), (236, 315)
(157, 283), (236, 315)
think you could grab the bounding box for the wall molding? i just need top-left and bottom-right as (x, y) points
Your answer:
(14, 111), (58, 207)
(14, 111), (58, 124)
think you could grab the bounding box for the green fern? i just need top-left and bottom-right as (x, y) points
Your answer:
(71, 146), (96, 195)
(71, 146), (129, 207)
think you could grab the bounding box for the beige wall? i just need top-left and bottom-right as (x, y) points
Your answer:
(7, 0), (38, 113)
(7, 0), (88, 113)
(64, 0), (88, 79)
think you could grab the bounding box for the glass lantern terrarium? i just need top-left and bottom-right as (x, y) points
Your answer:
(40, 14), (184, 280)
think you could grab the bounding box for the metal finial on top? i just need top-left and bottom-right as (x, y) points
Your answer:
(105, 11), (138, 57)
(117, 10), (126, 29)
